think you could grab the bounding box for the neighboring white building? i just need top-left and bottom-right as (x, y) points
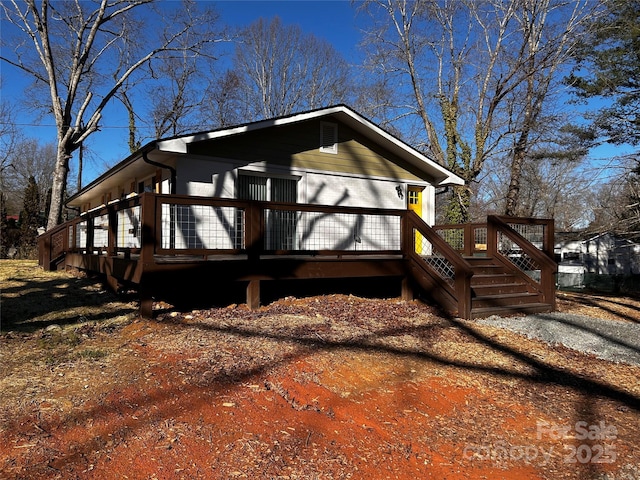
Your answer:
(582, 233), (640, 275)
(555, 232), (640, 277)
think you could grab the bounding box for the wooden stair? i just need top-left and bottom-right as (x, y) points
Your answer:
(466, 256), (553, 319)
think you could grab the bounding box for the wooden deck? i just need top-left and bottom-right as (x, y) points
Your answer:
(39, 193), (557, 319)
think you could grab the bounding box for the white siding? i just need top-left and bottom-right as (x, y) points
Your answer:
(178, 157), (237, 198)
(304, 171), (406, 210)
(169, 157), (433, 251)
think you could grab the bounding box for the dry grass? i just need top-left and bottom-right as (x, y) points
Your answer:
(1, 260), (137, 333)
(1, 260), (138, 423)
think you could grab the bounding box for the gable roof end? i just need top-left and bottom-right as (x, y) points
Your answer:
(155, 105), (464, 187)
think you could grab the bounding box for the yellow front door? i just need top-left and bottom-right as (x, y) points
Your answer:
(408, 186), (424, 254)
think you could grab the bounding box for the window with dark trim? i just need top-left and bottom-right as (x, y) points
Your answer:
(237, 173), (297, 202)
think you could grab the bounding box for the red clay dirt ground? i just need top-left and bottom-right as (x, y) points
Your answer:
(1, 262), (639, 479)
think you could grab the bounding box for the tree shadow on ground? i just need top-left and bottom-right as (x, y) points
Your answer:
(1, 273), (137, 333)
(560, 291), (640, 324)
(3, 281), (639, 478)
(175, 309), (640, 412)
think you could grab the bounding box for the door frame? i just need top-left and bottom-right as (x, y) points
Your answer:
(408, 185), (425, 254)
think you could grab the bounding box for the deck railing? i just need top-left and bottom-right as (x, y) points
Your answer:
(39, 193), (409, 269)
(487, 215), (556, 308)
(435, 215), (556, 308)
(405, 211), (474, 318)
(154, 195), (406, 257)
(433, 223), (489, 256)
(38, 193), (555, 318)
(39, 195), (145, 268)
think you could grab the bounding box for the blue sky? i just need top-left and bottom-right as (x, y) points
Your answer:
(217, 0), (364, 62)
(1, 0), (366, 184)
(1, 0), (633, 186)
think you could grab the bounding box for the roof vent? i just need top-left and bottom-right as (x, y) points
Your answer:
(320, 122), (338, 154)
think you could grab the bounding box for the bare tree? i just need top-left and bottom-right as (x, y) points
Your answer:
(360, 0), (592, 222)
(232, 17), (351, 120)
(148, 52), (202, 138)
(0, 101), (56, 216)
(0, 101), (21, 222)
(481, 148), (593, 230)
(502, 0), (592, 216)
(2, 139), (57, 216)
(0, 101), (20, 195)
(1, 0), (220, 230)
(587, 158), (640, 240)
(201, 69), (248, 129)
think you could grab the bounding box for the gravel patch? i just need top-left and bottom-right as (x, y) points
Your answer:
(476, 312), (640, 366)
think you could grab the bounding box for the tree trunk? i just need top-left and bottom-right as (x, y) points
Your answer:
(445, 185), (472, 224)
(505, 147), (526, 216)
(505, 121), (532, 217)
(77, 142), (83, 192)
(46, 142), (71, 231)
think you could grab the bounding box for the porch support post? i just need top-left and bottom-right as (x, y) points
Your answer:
(139, 281), (154, 319)
(138, 193), (157, 318)
(247, 279), (261, 310)
(104, 205), (118, 292)
(245, 202), (264, 260)
(40, 234), (52, 271)
(103, 259), (119, 294)
(544, 218), (555, 260)
(487, 216), (497, 257)
(401, 276), (414, 301)
(140, 193), (156, 264)
(107, 204), (117, 257)
(455, 272), (473, 320)
(87, 217), (95, 254)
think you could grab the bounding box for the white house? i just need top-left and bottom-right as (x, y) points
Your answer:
(66, 105), (465, 252)
(582, 233), (640, 275)
(555, 232), (640, 288)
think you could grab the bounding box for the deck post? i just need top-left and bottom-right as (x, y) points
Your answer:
(138, 193), (157, 318)
(139, 282), (154, 319)
(104, 205), (118, 291)
(544, 218), (555, 260)
(401, 277), (413, 301)
(245, 202), (263, 260)
(39, 234), (51, 271)
(107, 204), (117, 257)
(139, 193), (156, 265)
(542, 218), (556, 310)
(486, 217), (497, 257)
(87, 217), (95, 255)
(247, 279), (261, 309)
(464, 223), (474, 256)
(103, 263), (119, 294)
(455, 273), (473, 320)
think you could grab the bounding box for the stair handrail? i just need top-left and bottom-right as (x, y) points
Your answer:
(405, 211), (474, 318)
(487, 215), (557, 307)
(38, 221), (71, 270)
